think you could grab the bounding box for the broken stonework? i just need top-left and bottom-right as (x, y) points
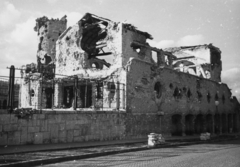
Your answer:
(34, 16), (67, 70)
(12, 13), (240, 146)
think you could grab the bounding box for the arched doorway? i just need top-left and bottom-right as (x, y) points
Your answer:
(185, 114), (194, 135)
(214, 114), (220, 134)
(206, 114), (213, 133)
(194, 114), (204, 134)
(172, 114), (182, 136)
(233, 113), (237, 133)
(45, 88), (53, 108)
(2, 100), (7, 109)
(228, 113), (233, 133)
(221, 114), (227, 133)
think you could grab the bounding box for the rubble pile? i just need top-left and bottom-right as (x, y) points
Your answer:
(148, 133), (165, 146)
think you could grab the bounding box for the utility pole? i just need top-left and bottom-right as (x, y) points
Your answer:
(73, 75), (78, 110)
(7, 65), (15, 113)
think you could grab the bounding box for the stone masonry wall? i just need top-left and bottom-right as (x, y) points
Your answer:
(127, 59), (234, 114)
(0, 111), (126, 145)
(126, 59), (238, 136)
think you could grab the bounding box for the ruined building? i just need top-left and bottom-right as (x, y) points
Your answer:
(14, 13), (239, 144)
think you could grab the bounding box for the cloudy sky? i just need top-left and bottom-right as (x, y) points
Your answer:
(0, 0), (239, 100)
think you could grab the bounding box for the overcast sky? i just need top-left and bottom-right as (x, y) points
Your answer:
(0, 0), (239, 100)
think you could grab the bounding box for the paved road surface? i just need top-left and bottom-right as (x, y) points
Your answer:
(42, 139), (240, 167)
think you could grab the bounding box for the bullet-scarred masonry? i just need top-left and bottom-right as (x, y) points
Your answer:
(0, 13), (239, 145)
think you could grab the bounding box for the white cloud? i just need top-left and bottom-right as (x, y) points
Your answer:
(9, 17), (37, 46)
(66, 12), (83, 27)
(148, 34), (205, 49)
(0, 17), (38, 77)
(0, 2), (21, 27)
(0, 11), (83, 77)
(46, 0), (59, 4)
(147, 39), (175, 49)
(156, 40), (175, 48)
(177, 34), (204, 46)
(51, 11), (83, 27)
(222, 67), (240, 101)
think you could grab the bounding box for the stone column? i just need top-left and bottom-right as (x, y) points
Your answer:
(116, 82), (120, 110)
(92, 82), (96, 109)
(121, 83), (126, 109)
(54, 83), (62, 108)
(36, 82), (42, 109)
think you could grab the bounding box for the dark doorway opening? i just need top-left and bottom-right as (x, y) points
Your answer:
(222, 114), (227, 133)
(194, 114), (204, 134)
(214, 114), (220, 134)
(79, 84), (92, 108)
(233, 113), (238, 132)
(206, 114), (213, 133)
(45, 88), (53, 108)
(63, 86), (73, 108)
(228, 114), (233, 133)
(185, 114), (194, 135)
(171, 114), (182, 136)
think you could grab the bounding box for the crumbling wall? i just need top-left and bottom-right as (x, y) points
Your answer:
(19, 78), (41, 109)
(34, 16), (67, 69)
(127, 59), (233, 114)
(122, 25), (153, 66)
(126, 58), (235, 136)
(53, 68), (126, 110)
(19, 72), (53, 109)
(164, 45), (222, 82)
(54, 14), (127, 110)
(55, 14), (123, 79)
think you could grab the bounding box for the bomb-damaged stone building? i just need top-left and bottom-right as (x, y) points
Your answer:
(15, 13), (239, 144)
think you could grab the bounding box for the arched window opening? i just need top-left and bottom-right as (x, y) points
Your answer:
(169, 83), (173, 89)
(131, 44), (141, 53)
(183, 87), (187, 93)
(215, 93), (219, 101)
(196, 79), (201, 89)
(197, 91), (202, 101)
(173, 87), (182, 99)
(31, 89), (35, 97)
(187, 88), (192, 99)
(207, 92), (211, 103)
(222, 94), (225, 104)
(154, 82), (162, 98)
(151, 51), (158, 63)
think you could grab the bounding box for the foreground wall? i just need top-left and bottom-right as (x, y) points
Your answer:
(0, 110), (162, 146)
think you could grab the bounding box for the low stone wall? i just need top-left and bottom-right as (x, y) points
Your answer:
(0, 110), (163, 146)
(0, 110), (127, 145)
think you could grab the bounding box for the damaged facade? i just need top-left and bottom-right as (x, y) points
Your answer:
(15, 13), (239, 144)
